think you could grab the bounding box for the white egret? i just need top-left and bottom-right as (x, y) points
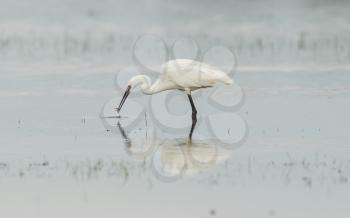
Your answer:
(116, 59), (234, 138)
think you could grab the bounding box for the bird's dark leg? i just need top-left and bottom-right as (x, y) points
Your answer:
(187, 94), (197, 140)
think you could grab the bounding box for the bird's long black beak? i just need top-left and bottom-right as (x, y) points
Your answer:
(117, 85), (131, 113)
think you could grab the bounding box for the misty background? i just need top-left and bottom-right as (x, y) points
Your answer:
(0, 0), (349, 68)
(1, 1), (350, 218)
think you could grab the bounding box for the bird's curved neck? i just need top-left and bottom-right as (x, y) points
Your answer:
(140, 76), (171, 95)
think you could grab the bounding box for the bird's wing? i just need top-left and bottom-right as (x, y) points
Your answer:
(197, 62), (233, 85)
(161, 59), (202, 88)
(162, 59), (232, 88)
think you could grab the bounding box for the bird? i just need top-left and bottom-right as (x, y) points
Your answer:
(116, 59), (234, 139)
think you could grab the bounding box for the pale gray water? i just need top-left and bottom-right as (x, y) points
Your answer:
(1, 68), (350, 217)
(1, 0), (350, 217)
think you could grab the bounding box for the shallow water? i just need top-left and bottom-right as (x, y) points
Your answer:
(1, 0), (350, 216)
(1, 68), (350, 217)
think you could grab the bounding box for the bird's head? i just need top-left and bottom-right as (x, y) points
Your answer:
(116, 75), (151, 113)
(127, 75), (151, 90)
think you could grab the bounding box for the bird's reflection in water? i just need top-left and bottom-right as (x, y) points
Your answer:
(117, 122), (232, 182)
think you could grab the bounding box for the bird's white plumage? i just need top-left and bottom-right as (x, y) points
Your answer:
(162, 59), (233, 89)
(117, 59), (235, 137)
(127, 59), (233, 95)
